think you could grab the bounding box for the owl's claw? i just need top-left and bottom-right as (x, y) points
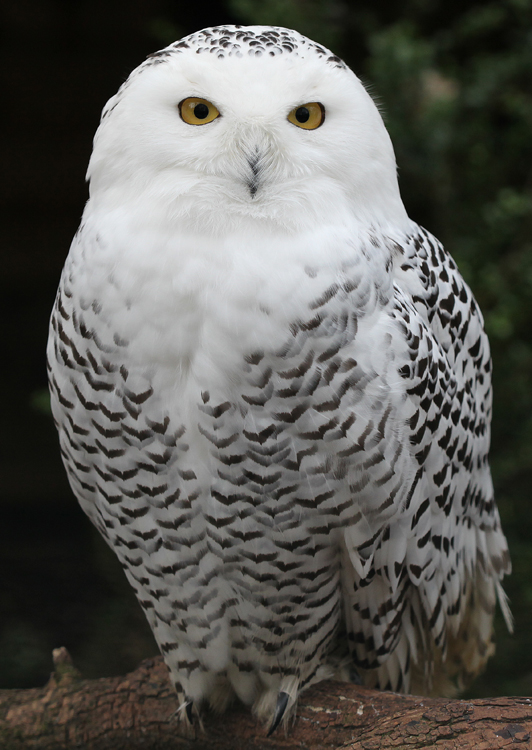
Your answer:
(349, 665), (362, 684)
(185, 699), (194, 724)
(267, 691), (289, 736)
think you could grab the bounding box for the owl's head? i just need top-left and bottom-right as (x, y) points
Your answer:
(88, 26), (408, 234)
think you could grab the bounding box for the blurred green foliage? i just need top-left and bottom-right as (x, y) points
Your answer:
(226, 0), (532, 695)
(30, 388), (51, 415)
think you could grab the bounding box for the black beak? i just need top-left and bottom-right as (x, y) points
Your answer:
(247, 149), (261, 198)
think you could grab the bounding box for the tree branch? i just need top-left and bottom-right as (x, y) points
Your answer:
(1, 649), (531, 749)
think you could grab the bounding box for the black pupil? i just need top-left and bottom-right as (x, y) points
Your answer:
(194, 103), (209, 119)
(295, 107), (310, 123)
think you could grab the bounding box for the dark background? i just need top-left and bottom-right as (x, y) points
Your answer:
(1, 0), (531, 697)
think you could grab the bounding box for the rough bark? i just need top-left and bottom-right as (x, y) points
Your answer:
(1, 649), (531, 750)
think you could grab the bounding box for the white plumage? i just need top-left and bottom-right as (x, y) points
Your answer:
(47, 25), (511, 732)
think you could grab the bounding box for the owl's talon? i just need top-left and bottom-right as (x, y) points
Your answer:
(185, 699), (194, 724)
(267, 691), (289, 736)
(349, 665), (362, 684)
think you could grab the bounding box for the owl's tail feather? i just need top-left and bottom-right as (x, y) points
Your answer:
(496, 579), (513, 634)
(410, 566), (511, 697)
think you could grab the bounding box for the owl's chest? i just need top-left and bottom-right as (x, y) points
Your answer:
(50, 224), (413, 618)
(53, 222), (400, 509)
(73, 216), (393, 374)
(80, 237), (346, 394)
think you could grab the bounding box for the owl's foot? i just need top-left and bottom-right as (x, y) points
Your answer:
(208, 676), (236, 714)
(325, 651), (362, 685)
(252, 676), (299, 735)
(267, 691), (290, 736)
(171, 696), (203, 739)
(348, 665), (363, 684)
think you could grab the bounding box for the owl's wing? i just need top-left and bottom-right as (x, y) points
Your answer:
(341, 225), (511, 694)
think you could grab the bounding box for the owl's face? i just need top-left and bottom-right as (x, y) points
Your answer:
(88, 27), (407, 233)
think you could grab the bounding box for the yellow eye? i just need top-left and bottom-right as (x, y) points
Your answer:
(287, 102), (325, 130)
(179, 97), (220, 125)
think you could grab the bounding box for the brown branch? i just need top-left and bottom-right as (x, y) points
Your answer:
(1, 649), (531, 749)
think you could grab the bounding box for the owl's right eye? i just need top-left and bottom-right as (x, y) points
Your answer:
(179, 97), (220, 125)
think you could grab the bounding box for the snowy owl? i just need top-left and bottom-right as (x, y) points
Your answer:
(47, 25), (511, 734)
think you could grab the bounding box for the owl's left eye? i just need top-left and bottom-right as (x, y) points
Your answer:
(288, 102), (325, 130)
(179, 97), (220, 125)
